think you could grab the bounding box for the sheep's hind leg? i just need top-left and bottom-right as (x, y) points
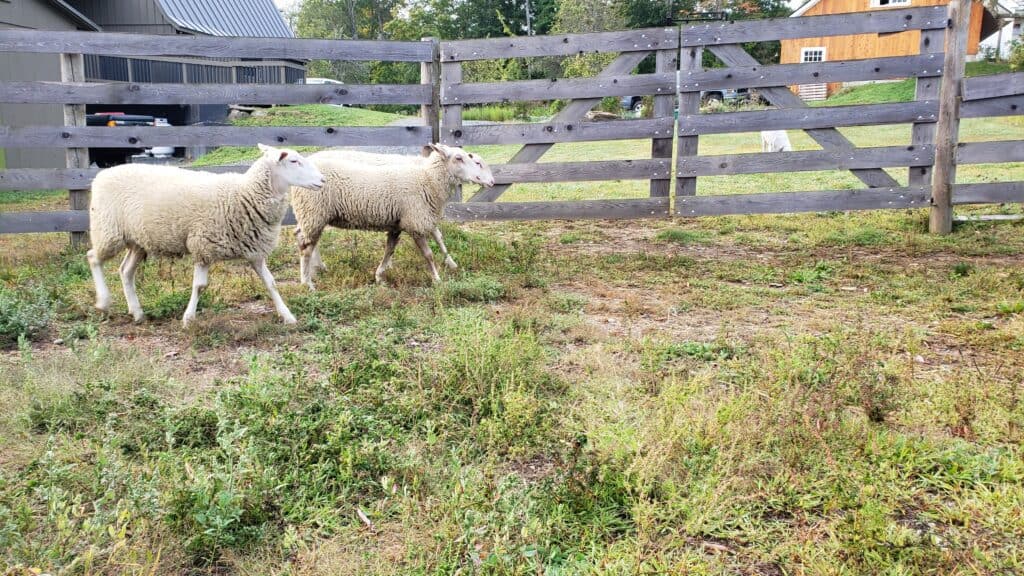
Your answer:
(432, 227), (457, 271)
(182, 262), (209, 328)
(412, 234), (441, 284)
(251, 258), (297, 325)
(119, 246), (146, 322)
(375, 230), (401, 285)
(87, 249), (112, 312)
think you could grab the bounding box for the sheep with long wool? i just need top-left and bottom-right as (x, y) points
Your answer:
(86, 143), (325, 326)
(290, 143), (494, 289)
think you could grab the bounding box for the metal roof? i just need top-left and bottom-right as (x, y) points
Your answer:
(154, 0), (293, 38)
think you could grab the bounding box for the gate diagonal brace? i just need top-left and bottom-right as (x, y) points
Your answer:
(467, 50), (652, 202)
(707, 44), (901, 189)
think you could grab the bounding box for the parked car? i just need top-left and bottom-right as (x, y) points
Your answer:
(621, 88), (755, 113)
(145, 117), (175, 159)
(304, 77), (344, 85)
(86, 112), (156, 167)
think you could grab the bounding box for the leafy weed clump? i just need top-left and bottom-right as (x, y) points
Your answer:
(0, 284), (53, 347)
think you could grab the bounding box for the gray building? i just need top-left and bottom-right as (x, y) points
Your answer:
(1, 0), (304, 171)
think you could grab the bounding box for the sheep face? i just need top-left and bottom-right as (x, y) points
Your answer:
(258, 143), (325, 190)
(425, 144), (495, 188)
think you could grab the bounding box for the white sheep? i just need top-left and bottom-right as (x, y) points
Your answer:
(761, 130), (793, 152)
(297, 148), (451, 277)
(291, 143), (494, 290)
(86, 143), (325, 327)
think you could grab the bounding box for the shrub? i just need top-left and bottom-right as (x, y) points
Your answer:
(1009, 40), (1023, 72)
(0, 284), (53, 347)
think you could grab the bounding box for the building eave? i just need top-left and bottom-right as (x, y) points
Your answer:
(47, 0), (101, 31)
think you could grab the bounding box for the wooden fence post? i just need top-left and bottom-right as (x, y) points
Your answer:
(440, 57), (463, 201)
(930, 0), (971, 234)
(421, 37), (440, 144)
(909, 28), (944, 189)
(675, 46), (702, 203)
(61, 53), (89, 247)
(650, 48), (677, 199)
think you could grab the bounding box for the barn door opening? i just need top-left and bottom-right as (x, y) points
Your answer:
(798, 47), (828, 101)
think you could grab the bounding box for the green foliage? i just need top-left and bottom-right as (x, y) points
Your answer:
(1010, 40), (1024, 72)
(437, 274), (508, 303)
(0, 284), (52, 348)
(463, 105), (522, 122)
(654, 228), (710, 245)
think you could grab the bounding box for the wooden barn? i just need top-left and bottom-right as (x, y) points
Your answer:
(780, 0), (1005, 99)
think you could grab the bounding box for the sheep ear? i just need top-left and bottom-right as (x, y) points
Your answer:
(257, 143), (272, 154)
(278, 151), (289, 162)
(421, 145), (433, 157)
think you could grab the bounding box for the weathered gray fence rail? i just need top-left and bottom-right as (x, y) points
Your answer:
(439, 26), (679, 215)
(1, 0), (1022, 237)
(673, 5), (949, 216)
(0, 33), (436, 236)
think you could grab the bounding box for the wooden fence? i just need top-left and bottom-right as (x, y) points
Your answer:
(0, 0), (1022, 239)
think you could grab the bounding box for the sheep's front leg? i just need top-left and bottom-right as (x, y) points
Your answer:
(119, 246), (146, 323)
(311, 246), (327, 273)
(182, 263), (209, 327)
(251, 258), (297, 324)
(87, 249), (111, 312)
(375, 230), (401, 284)
(298, 226), (324, 291)
(412, 234), (441, 284)
(432, 227), (457, 271)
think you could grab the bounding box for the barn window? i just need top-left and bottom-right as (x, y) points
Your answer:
(871, 0), (911, 7)
(801, 47), (826, 63)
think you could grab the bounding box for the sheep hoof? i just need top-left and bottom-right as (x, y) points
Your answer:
(131, 312), (145, 323)
(282, 314), (298, 325)
(444, 257), (458, 271)
(95, 301), (110, 313)
(182, 313), (196, 328)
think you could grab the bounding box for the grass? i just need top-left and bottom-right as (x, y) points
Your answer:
(191, 105), (402, 167)
(2, 70), (1024, 576)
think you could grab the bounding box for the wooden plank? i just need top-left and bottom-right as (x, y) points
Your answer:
(960, 95), (1024, 118)
(953, 214), (1024, 222)
(490, 159), (670, 184)
(444, 73), (675, 105)
(677, 101), (936, 135)
(679, 54), (943, 92)
(957, 140), (1024, 164)
(677, 145), (934, 177)
(0, 210), (88, 234)
(675, 45), (702, 199)
(961, 72), (1024, 101)
(439, 59), (463, 200)
(953, 181), (1024, 204)
(444, 197), (669, 221)
(651, 48), (676, 198)
(0, 29), (433, 61)
(0, 125), (431, 148)
(468, 50), (650, 203)
(680, 6), (947, 47)
(0, 208), (303, 234)
(708, 44), (899, 189)
(451, 118), (673, 146)
(0, 81), (432, 105)
(441, 27), (677, 61)
(930, 0), (970, 234)
(910, 28), (944, 189)
(61, 53), (89, 247)
(676, 187), (930, 217)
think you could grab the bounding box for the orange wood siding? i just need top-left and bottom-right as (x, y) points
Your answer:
(780, 0), (986, 95)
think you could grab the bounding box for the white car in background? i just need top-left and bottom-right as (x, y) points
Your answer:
(303, 77), (344, 85)
(146, 117), (174, 158)
(303, 77), (348, 105)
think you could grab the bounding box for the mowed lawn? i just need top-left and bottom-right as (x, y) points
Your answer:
(1, 87), (1023, 574)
